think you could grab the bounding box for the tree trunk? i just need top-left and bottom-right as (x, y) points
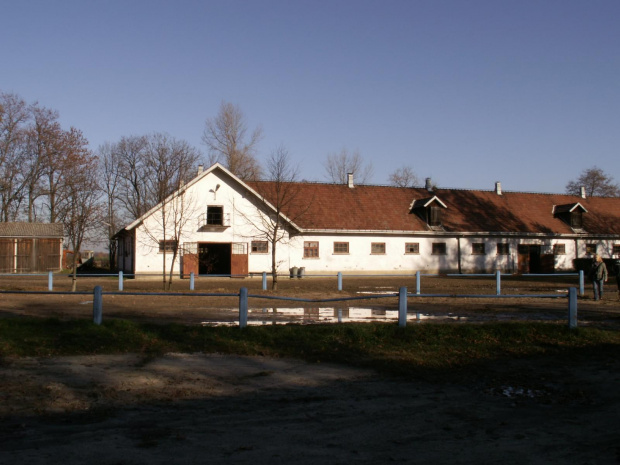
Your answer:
(271, 237), (278, 291)
(71, 253), (78, 292)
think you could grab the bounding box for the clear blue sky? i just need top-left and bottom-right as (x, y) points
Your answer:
(2, 0), (619, 193)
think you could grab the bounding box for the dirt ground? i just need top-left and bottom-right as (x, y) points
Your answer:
(1, 275), (620, 464)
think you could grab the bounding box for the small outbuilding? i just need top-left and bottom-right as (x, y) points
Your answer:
(0, 222), (64, 273)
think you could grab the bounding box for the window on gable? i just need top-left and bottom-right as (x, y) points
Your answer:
(428, 206), (442, 227)
(371, 242), (386, 254)
(472, 243), (485, 255)
(586, 243), (597, 255)
(333, 242), (349, 254)
(251, 241), (268, 253)
(159, 240), (177, 253)
(405, 242), (419, 254)
(554, 244), (566, 255)
(304, 241), (319, 258)
(497, 243), (510, 255)
(206, 206), (223, 225)
(432, 242), (446, 255)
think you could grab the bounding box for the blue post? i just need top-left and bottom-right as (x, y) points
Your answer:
(262, 272), (267, 290)
(190, 272), (195, 291)
(337, 308), (342, 323)
(579, 270), (584, 296)
(48, 271), (53, 291)
(398, 286), (407, 327)
(93, 286), (103, 325)
(568, 287), (578, 329)
(416, 271), (421, 295)
(119, 271), (124, 291)
(337, 272), (343, 291)
(239, 287), (248, 328)
(496, 270), (501, 296)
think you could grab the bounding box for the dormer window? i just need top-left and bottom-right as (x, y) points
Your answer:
(410, 196), (447, 230)
(206, 206), (223, 225)
(554, 203), (587, 231)
(199, 205), (230, 231)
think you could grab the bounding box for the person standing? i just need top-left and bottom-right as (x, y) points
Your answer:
(614, 257), (620, 301)
(590, 255), (608, 301)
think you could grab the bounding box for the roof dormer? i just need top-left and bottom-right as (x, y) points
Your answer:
(410, 196), (447, 230)
(554, 203), (587, 232)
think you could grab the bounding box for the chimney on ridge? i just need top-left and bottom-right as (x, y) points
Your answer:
(425, 177), (433, 192)
(347, 172), (354, 188)
(198, 164), (204, 176)
(495, 181), (502, 195)
(580, 186), (586, 199)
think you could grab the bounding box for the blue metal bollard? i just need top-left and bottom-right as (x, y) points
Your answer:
(239, 287), (248, 328)
(190, 272), (195, 291)
(568, 287), (578, 329)
(496, 270), (501, 296)
(93, 286), (103, 325)
(262, 272), (267, 290)
(48, 271), (53, 291)
(579, 270), (584, 296)
(337, 272), (343, 291)
(398, 286), (407, 327)
(119, 271), (124, 291)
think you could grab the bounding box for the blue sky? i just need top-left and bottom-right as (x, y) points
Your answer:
(2, 0), (619, 193)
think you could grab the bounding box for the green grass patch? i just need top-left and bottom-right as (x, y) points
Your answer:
(1, 318), (619, 379)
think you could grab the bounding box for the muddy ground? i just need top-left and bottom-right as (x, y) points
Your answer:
(1, 275), (620, 464)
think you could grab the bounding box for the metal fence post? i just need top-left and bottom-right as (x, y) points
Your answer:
(568, 287), (578, 329)
(398, 287), (407, 327)
(337, 272), (343, 291)
(239, 287), (248, 328)
(119, 271), (124, 291)
(416, 271), (421, 295)
(496, 270), (501, 296)
(48, 271), (53, 291)
(190, 272), (195, 291)
(579, 270), (584, 296)
(262, 272), (267, 290)
(93, 286), (103, 325)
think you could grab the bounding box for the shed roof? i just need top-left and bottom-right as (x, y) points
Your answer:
(0, 222), (64, 238)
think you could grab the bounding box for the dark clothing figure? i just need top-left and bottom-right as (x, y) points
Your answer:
(590, 256), (608, 301)
(614, 259), (620, 301)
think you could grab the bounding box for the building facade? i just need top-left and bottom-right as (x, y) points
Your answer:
(114, 164), (620, 277)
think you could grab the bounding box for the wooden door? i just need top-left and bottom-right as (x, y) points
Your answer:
(230, 242), (248, 277)
(517, 244), (530, 274)
(181, 242), (199, 278)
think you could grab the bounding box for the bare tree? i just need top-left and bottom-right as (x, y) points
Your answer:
(566, 166), (620, 197)
(388, 166), (420, 188)
(245, 145), (311, 290)
(98, 142), (123, 270)
(323, 148), (374, 184)
(202, 101), (263, 180)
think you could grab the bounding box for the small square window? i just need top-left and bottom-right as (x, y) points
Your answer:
(472, 243), (485, 255)
(554, 244), (566, 255)
(304, 241), (319, 258)
(251, 241), (268, 253)
(432, 242), (446, 255)
(371, 242), (386, 254)
(497, 243), (510, 255)
(586, 243), (597, 255)
(405, 242), (419, 254)
(613, 244), (620, 256)
(333, 242), (349, 254)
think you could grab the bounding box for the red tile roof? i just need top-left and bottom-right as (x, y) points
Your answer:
(247, 181), (620, 235)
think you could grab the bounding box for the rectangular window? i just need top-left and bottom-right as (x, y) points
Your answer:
(571, 211), (583, 228)
(158, 240), (177, 253)
(304, 241), (319, 258)
(497, 243), (510, 255)
(472, 243), (485, 255)
(206, 206), (223, 225)
(371, 242), (386, 254)
(251, 241), (268, 253)
(405, 242), (419, 254)
(553, 244), (566, 255)
(613, 244), (620, 256)
(586, 243), (597, 255)
(432, 242), (446, 255)
(428, 206), (442, 227)
(333, 242), (349, 254)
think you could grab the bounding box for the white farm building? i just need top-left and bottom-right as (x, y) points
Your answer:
(114, 163), (620, 277)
